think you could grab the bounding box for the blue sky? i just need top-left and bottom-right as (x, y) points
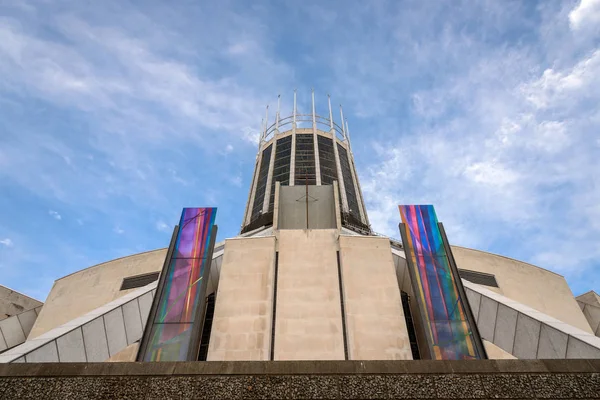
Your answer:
(1, 0), (599, 301)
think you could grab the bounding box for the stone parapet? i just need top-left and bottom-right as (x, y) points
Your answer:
(1, 360), (600, 399)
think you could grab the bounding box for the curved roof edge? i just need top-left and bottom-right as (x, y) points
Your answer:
(450, 245), (565, 279)
(55, 248), (168, 282)
(55, 240), (227, 283)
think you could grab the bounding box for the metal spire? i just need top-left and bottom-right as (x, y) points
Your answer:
(263, 105), (269, 139)
(328, 94), (334, 131)
(311, 88), (316, 132)
(276, 94), (281, 130)
(293, 89), (297, 128)
(340, 104), (346, 139)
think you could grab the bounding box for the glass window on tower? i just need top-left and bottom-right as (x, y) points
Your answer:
(269, 135), (292, 212)
(294, 134), (316, 185)
(318, 135), (338, 185)
(251, 144), (272, 221)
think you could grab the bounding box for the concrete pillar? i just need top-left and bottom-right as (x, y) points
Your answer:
(312, 91), (322, 186)
(339, 236), (412, 360)
(263, 138), (278, 213)
(332, 137), (349, 213)
(332, 181), (342, 230)
(348, 152), (367, 224)
(273, 182), (281, 230)
(274, 230), (345, 360)
(290, 91), (297, 186)
(244, 148), (263, 226)
(207, 236), (276, 361)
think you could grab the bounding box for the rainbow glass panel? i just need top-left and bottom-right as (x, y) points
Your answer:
(399, 205), (481, 360)
(143, 207), (217, 361)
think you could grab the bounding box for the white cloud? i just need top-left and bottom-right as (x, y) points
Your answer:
(113, 226), (124, 234)
(569, 0), (600, 31)
(156, 221), (171, 233)
(48, 210), (62, 220)
(0, 238), (13, 247)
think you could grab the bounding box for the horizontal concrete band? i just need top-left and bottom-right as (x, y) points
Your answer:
(1, 360), (600, 377)
(1, 368), (600, 399)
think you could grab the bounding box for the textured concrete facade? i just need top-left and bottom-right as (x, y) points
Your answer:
(452, 246), (592, 333)
(339, 235), (412, 360)
(2, 360), (600, 399)
(208, 237), (276, 361)
(275, 230), (345, 360)
(29, 249), (166, 339)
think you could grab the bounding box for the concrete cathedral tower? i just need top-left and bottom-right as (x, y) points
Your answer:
(242, 90), (369, 235)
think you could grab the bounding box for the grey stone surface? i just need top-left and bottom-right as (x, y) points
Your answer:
(3, 361), (600, 399)
(24, 341), (59, 362)
(0, 314), (25, 347)
(529, 374), (581, 398)
(138, 292), (153, 329)
(513, 313), (541, 359)
(81, 317), (109, 362)
(480, 374), (534, 398)
(122, 300), (143, 345)
(494, 304), (518, 354)
(56, 328), (86, 362)
(477, 295), (498, 342)
(103, 307), (127, 356)
(465, 288), (481, 322)
(16, 309), (38, 337)
(339, 375), (387, 399)
(576, 373), (600, 397)
(0, 378), (58, 400)
(538, 324), (568, 359)
(566, 337), (600, 359)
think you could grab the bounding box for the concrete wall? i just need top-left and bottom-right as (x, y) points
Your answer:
(452, 246), (592, 333)
(465, 280), (600, 359)
(207, 237), (276, 361)
(29, 249), (167, 339)
(0, 306), (42, 352)
(577, 291), (600, 337)
(339, 236), (412, 360)
(278, 185), (336, 230)
(484, 339), (517, 359)
(275, 230), (345, 360)
(0, 285), (42, 320)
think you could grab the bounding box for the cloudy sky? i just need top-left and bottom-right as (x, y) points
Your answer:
(0, 0), (599, 300)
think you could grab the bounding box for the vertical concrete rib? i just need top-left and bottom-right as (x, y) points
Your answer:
(312, 89), (322, 185)
(289, 90), (297, 186)
(346, 121), (368, 225)
(262, 137), (277, 213)
(244, 151), (262, 226)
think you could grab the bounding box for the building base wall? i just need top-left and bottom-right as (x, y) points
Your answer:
(1, 360), (599, 399)
(207, 237), (276, 361)
(339, 235), (412, 360)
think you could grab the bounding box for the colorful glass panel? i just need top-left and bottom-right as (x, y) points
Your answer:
(399, 204), (481, 360)
(143, 207), (217, 361)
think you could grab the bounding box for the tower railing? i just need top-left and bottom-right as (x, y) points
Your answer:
(264, 114), (346, 142)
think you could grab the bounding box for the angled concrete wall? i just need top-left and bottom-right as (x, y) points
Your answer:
(29, 249), (167, 339)
(452, 246), (592, 333)
(465, 280), (600, 359)
(339, 235), (412, 360)
(274, 229), (345, 360)
(577, 291), (600, 337)
(207, 237), (276, 361)
(0, 306), (42, 352)
(0, 285), (42, 321)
